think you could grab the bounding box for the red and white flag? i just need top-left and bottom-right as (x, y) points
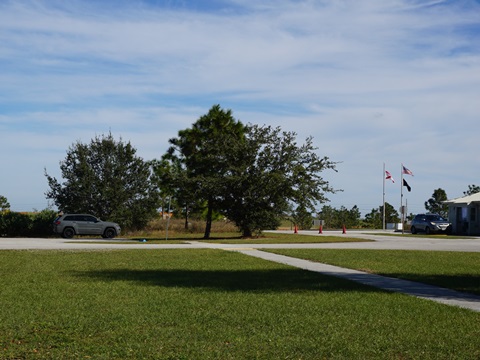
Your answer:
(402, 165), (413, 176)
(385, 170), (395, 183)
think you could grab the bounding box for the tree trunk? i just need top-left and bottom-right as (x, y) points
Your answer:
(242, 228), (252, 238)
(203, 198), (213, 239)
(184, 202), (189, 230)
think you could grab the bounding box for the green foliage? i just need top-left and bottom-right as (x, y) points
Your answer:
(364, 202), (399, 229)
(318, 205), (361, 229)
(293, 205), (314, 230)
(45, 133), (160, 231)
(152, 159), (196, 226)
(220, 124), (338, 237)
(0, 209), (57, 237)
(0, 195), (10, 211)
(364, 208), (381, 228)
(0, 212), (30, 237)
(162, 106), (337, 238)
(30, 209), (58, 237)
(463, 184), (480, 196)
(162, 105), (246, 238)
(424, 188), (448, 218)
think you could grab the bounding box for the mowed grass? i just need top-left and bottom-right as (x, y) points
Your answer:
(0, 249), (479, 359)
(265, 249), (480, 295)
(121, 232), (372, 244)
(369, 232), (475, 239)
(200, 232), (373, 244)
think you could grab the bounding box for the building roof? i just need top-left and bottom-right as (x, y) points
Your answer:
(444, 192), (480, 205)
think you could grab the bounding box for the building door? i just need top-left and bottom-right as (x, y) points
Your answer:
(455, 207), (468, 235)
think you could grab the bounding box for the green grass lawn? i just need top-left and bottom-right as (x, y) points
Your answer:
(369, 232), (475, 239)
(265, 249), (480, 295)
(201, 234), (373, 244)
(123, 232), (373, 244)
(1, 249), (479, 359)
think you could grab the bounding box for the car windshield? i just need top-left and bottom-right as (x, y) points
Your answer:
(426, 215), (446, 221)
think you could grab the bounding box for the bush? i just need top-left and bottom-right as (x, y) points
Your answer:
(30, 209), (58, 237)
(0, 210), (239, 238)
(0, 212), (31, 237)
(0, 209), (57, 237)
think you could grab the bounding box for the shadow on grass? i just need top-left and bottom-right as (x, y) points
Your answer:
(71, 268), (378, 293)
(129, 236), (244, 241)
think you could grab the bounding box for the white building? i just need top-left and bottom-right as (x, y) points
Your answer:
(444, 193), (480, 235)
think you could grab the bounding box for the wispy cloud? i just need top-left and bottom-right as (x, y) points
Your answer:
(1, 0), (479, 214)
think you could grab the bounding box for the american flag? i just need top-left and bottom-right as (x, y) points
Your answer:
(402, 165), (413, 176)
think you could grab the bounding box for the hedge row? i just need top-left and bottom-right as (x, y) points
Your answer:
(0, 209), (58, 237)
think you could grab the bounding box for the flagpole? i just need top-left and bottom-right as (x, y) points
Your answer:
(383, 162), (386, 230)
(406, 199), (408, 223)
(400, 163), (404, 234)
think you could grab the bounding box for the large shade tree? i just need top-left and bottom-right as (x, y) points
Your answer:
(162, 105), (338, 238)
(163, 105), (246, 238)
(218, 124), (338, 237)
(45, 133), (160, 230)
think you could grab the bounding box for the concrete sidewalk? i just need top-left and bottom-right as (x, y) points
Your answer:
(230, 248), (480, 312)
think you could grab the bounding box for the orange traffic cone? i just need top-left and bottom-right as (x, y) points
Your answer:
(342, 225), (346, 234)
(319, 225), (323, 234)
(294, 225), (298, 234)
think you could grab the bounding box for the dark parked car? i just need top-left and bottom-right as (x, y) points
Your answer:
(410, 214), (452, 235)
(53, 214), (121, 239)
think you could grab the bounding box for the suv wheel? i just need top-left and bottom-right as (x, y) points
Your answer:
(411, 226), (416, 234)
(103, 228), (116, 239)
(62, 227), (75, 239)
(425, 227), (431, 235)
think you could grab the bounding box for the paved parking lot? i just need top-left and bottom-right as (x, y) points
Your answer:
(1, 230), (479, 252)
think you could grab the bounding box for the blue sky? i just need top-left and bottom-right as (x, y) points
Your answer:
(1, 0), (479, 216)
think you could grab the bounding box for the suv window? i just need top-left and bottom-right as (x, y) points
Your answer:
(63, 215), (98, 222)
(425, 215), (446, 221)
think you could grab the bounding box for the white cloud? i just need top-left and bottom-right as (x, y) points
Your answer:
(1, 0), (479, 215)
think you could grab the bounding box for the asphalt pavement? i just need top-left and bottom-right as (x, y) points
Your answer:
(1, 230), (480, 312)
(1, 229), (479, 252)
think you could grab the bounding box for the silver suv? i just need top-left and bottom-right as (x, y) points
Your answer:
(410, 214), (452, 235)
(53, 214), (121, 239)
